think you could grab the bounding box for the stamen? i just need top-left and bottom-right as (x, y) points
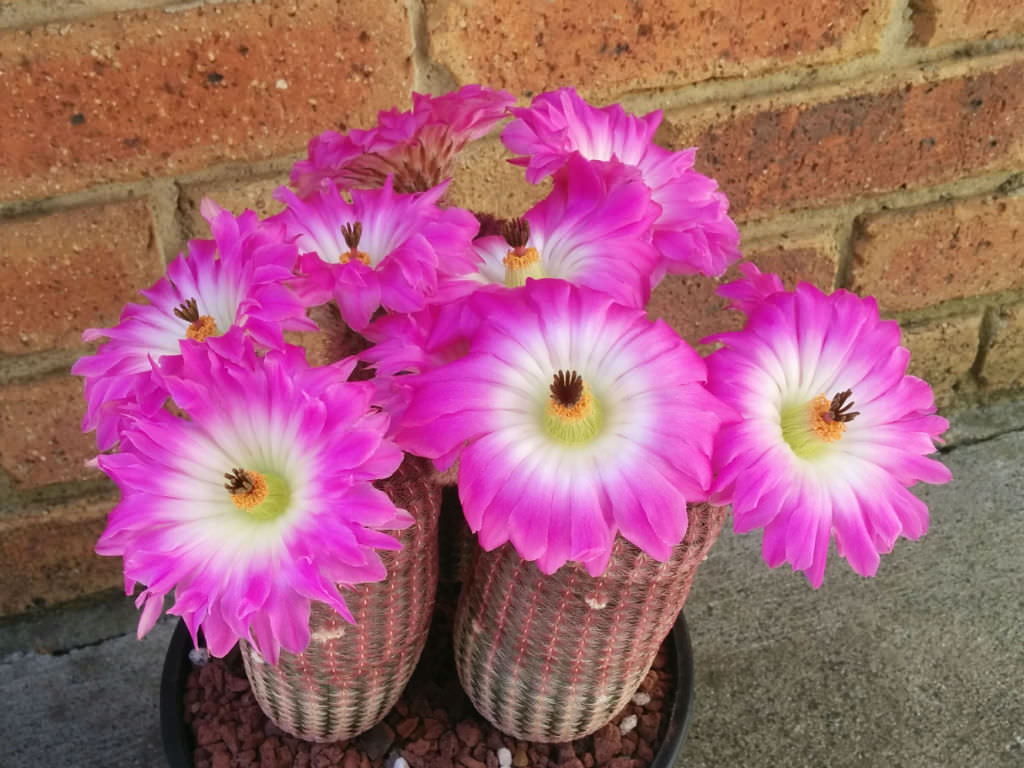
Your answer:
(809, 390), (859, 443)
(544, 370), (603, 444)
(501, 218), (544, 287)
(175, 297), (219, 342)
(185, 315), (219, 343)
(339, 220), (371, 265)
(173, 298), (200, 323)
(780, 389), (860, 458)
(224, 468), (269, 511)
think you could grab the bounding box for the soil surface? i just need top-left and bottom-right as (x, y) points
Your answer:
(184, 584), (674, 768)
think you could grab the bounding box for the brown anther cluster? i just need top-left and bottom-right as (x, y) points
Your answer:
(175, 297), (218, 342)
(550, 370), (584, 408)
(224, 468), (255, 494)
(809, 389), (860, 443)
(339, 221), (372, 265)
(501, 217), (531, 250)
(224, 468), (269, 511)
(341, 221), (363, 250)
(826, 389), (860, 423)
(174, 298), (201, 323)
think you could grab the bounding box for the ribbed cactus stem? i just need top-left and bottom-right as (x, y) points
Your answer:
(453, 503), (726, 742)
(240, 455), (441, 742)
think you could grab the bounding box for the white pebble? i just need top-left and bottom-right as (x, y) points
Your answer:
(393, 758), (409, 768)
(497, 747), (512, 767)
(619, 714), (638, 735)
(631, 692), (651, 706)
(275, 78), (289, 90)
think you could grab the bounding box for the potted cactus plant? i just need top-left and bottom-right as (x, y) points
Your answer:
(74, 84), (951, 766)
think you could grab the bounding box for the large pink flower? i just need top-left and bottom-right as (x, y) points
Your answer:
(440, 154), (661, 308)
(292, 85), (514, 195)
(704, 274), (952, 587)
(272, 178), (479, 330)
(72, 205), (314, 450)
(95, 335), (410, 663)
(502, 87), (740, 278)
(395, 279), (731, 576)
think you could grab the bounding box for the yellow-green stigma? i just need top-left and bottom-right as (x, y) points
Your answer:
(502, 217), (545, 287)
(543, 369), (603, 444)
(224, 467), (291, 521)
(780, 389), (860, 459)
(339, 221), (372, 266)
(174, 298), (220, 343)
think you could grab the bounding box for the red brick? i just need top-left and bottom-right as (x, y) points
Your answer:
(647, 235), (838, 350)
(425, 0), (889, 99)
(745, 238), (839, 292)
(0, 494), (121, 615)
(0, 0), (412, 201)
(662, 57), (1024, 219)
(0, 376), (100, 489)
(0, 200), (160, 355)
(903, 313), (982, 408)
(446, 137), (551, 217)
(850, 195), (1024, 313)
(981, 303), (1024, 392)
(911, 0), (1024, 47)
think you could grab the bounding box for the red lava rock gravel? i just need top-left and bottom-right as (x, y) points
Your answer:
(183, 584), (674, 768)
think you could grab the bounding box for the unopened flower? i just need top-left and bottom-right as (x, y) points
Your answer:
(705, 276), (952, 587)
(502, 87), (740, 278)
(292, 85), (515, 195)
(395, 279), (731, 576)
(441, 154), (661, 308)
(72, 204), (313, 450)
(361, 299), (483, 378)
(95, 337), (410, 663)
(273, 178), (479, 330)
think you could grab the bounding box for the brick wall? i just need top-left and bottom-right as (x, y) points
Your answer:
(1, 0), (1021, 616)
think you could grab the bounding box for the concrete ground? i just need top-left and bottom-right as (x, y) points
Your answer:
(2, 400), (1022, 768)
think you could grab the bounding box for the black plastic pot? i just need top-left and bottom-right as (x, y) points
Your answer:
(161, 613), (694, 768)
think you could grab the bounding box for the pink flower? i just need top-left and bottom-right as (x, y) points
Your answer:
(440, 154), (662, 308)
(704, 276), (952, 587)
(72, 205), (314, 450)
(395, 279), (731, 576)
(502, 87), (740, 278)
(292, 85), (515, 195)
(272, 178), (479, 330)
(95, 334), (410, 663)
(361, 299), (483, 378)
